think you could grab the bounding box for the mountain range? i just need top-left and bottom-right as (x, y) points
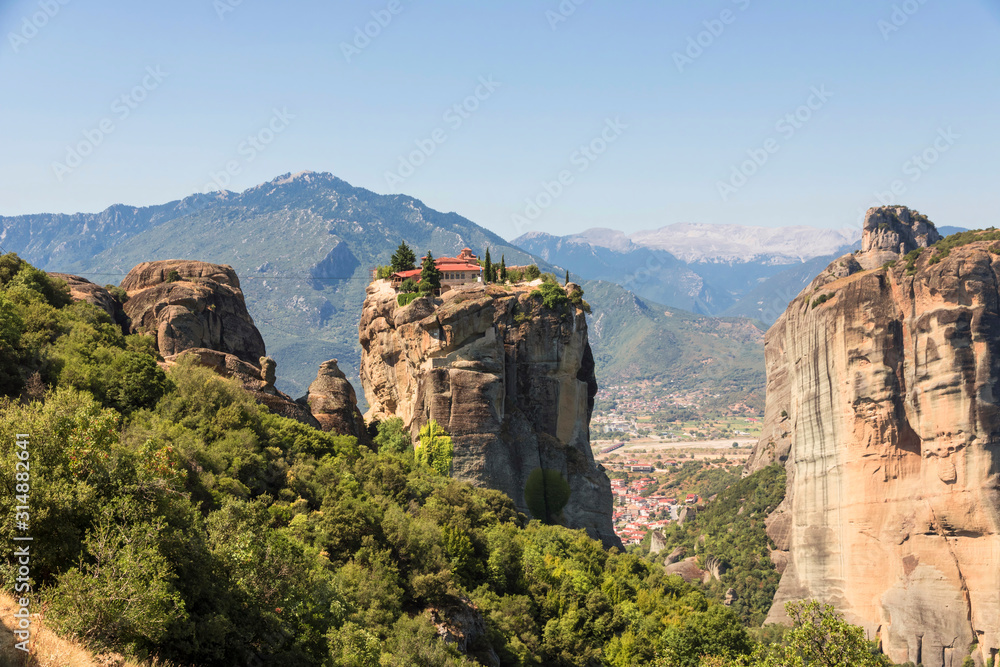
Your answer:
(515, 223), (969, 323)
(0, 172), (765, 401)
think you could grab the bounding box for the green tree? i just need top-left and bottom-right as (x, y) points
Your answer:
(390, 242), (417, 273)
(524, 264), (541, 280)
(415, 420), (453, 476)
(484, 247), (494, 283)
(735, 600), (889, 667)
(565, 269), (570, 284)
(398, 278), (418, 294)
(419, 252), (442, 293)
(375, 417), (412, 457)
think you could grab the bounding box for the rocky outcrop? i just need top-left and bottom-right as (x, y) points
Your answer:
(857, 205), (941, 270)
(360, 280), (620, 549)
(748, 207), (1000, 667)
(165, 348), (319, 428)
(121, 260), (265, 363)
(302, 359), (371, 445)
(48, 273), (128, 329)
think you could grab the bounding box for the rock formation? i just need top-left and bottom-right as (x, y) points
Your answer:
(121, 260), (266, 363)
(117, 260), (326, 428)
(302, 359), (371, 446)
(359, 279), (620, 549)
(48, 273), (128, 329)
(747, 207), (999, 667)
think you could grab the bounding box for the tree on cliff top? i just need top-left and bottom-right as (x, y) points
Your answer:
(483, 247), (494, 283)
(419, 252), (441, 293)
(390, 242), (416, 273)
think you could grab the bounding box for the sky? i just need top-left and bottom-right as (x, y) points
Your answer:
(1, 0), (998, 240)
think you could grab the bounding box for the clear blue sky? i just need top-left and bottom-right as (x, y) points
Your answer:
(1, 0), (998, 239)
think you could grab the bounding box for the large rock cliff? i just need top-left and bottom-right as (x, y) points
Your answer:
(121, 260), (266, 363)
(748, 207), (1000, 667)
(360, 280), (621, 549)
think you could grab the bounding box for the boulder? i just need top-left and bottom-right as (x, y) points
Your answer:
(302, 359), (371, 446)
(121, 260), (265, 363)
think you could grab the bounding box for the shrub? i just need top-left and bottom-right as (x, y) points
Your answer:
(812, 293), (832, 308)
(397, 292), (419, 307)
(165, 269), (181, 283)
(523, 265), (541, 280)
(45, 512), (186, 654)
(399, 277), (418, 293)
(530, 281), (570, 311)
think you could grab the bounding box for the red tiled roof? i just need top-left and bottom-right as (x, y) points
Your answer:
(392, 258), (482, 280)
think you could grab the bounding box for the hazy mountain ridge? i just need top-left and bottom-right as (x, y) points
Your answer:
(513, 227), (861, 321)
(1, 172), (765, 403)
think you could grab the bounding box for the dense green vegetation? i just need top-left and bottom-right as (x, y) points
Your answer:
(926, 227), (1000, 265)
(652, 465), (786, 626)
(0, 254), (913, 666)
(0, 255), (768, 666)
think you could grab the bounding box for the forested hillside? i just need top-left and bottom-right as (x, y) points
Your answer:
(0, 253), (912, 666)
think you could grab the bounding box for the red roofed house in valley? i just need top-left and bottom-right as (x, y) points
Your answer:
(392, 247), (483, 293)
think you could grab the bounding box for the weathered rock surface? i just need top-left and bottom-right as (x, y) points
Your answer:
(747, 207), (1000, 667)
(302, 359), (371, 445)
(359, 280), (621, 549)
(48, 273), (128, 328)
(121, 260), (265, 363)
(164, 348), (320, 428)
(665, 557), (709, 584)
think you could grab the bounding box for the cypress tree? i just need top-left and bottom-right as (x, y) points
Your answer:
(565, 269), (570, 284)
(483, 247), (493, 283)
(500, 255), (507, 282)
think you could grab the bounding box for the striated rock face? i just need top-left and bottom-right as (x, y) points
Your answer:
(302, 359), (371, 445)
(121, 260), (265, 363)
(360, 280), (620, 549)
(748, 207), (1000, 667)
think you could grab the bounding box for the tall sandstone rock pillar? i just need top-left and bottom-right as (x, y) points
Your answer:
(359, 280), (621, 550)
(748, 207), (1000, 667)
